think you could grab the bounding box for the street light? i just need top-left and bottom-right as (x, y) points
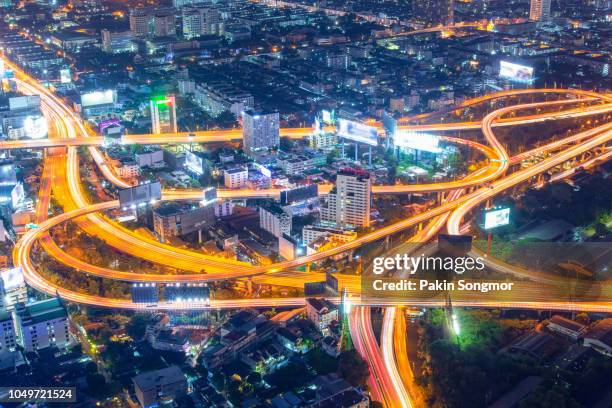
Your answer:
(451, 313), (460, 335)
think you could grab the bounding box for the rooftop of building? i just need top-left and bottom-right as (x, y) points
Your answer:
(489, 376), (544, 408)
(549, 315), (587, 333)
(586, 318), (612, 346)
(20, 298), (66, 325)
(337, 167), (370, 179)
(305, 298), (337, 313)
(0, 307), (11, 322)
(225, 167), (248, 174)
(508, 330), (556, 359)
(132, 365), (185, 391)
(154, 202), (201, 217)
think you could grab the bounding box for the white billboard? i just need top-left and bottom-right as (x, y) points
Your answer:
(1, 267), (24, 290)
(185, 151), (204, 175)
(253, 162), (271, 178)
(9, 95), (40, 111)
(337, 119), (378, 146)
(499, 61), (534, 83)
(321, 109), (335, 125)
(80, 89), (116, 107)
(484, 207), (510, 229)
(60, 68), (71, 84)
(394, 130), (441, 153)
(119, 182), (162, 209)
(23, 115), (48, 139)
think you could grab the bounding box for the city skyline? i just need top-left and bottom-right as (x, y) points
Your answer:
(0, 0), (610, 407)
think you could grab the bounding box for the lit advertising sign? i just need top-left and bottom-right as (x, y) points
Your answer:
(382, 111), (397, 138)
(483, 207), (510, 229)
(80, 89), (116, 107)
(203, 187), (217, 205)
(185, 151), (204, 175)
(321, 109), (335, 125)
(9, 95), (40, 111)
(119, 182), (162, 210)
(253, 162), (272, 178)
(60, 68), (71, 84)
(314, 117), (322, 134)
(1, 267), (24, 290)
(337, 119), (378, 146)
(394, 130), (441, 153)
(23, 115), (48, 139)
(99, 118), (121, 133)
(499, 61), (534, 83)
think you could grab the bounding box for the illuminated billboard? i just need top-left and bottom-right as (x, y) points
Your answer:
(253, 162), (272, 178)
(499, 61), (534, 83)
(150, 95), (177, 134)
(185, 150), (204, 175)
(9, 95), (40, 111)
(1, 267), (24, 291)
(483, 207), (510, 229)
(99, 118), (121, 133)
(394, 130), (441, 153)
(60, 68), (71, 84)
(203, 187), (217, 205)
(337, 119), (378, 146)
(280, 184), (318, 205)
(382, 111), (397, 138)
(23, 115), (48, 139)
(119, 182), (162, 210)
(80, 90), (116, 107)
(321, 109), (335, 125)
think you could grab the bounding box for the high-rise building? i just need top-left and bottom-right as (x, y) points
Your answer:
(529, 0), (551, 21)
(242, 110), (280, 155)
(153, 203), (215, 242)
(0, 308), (17, 354)
(150, 95), (178, 134)
(130, 7), (176, 38)
(132, 366), (187, 408)
(0, 267), (28, 311)
(224, 167), (248, 189)
(173, 0), (209, 8)
(182, 5), (222, 39)
(412, 0), (454, 26)
(101, 29), (136, 53)
(15, 298), (70, 353)
(0, 307), (18, 369)
(320, 169), (371, 228)
(260, 205), (292, 238)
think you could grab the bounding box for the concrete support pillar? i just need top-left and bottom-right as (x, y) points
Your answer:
(247, 278), (253, 296)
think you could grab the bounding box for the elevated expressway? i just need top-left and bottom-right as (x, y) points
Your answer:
(10, 97), (612, 313)
(0, 100), (609, 151)
(4, 54), (612, 313)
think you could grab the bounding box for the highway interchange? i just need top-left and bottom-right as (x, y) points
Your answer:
(2, 55), (612, 406)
